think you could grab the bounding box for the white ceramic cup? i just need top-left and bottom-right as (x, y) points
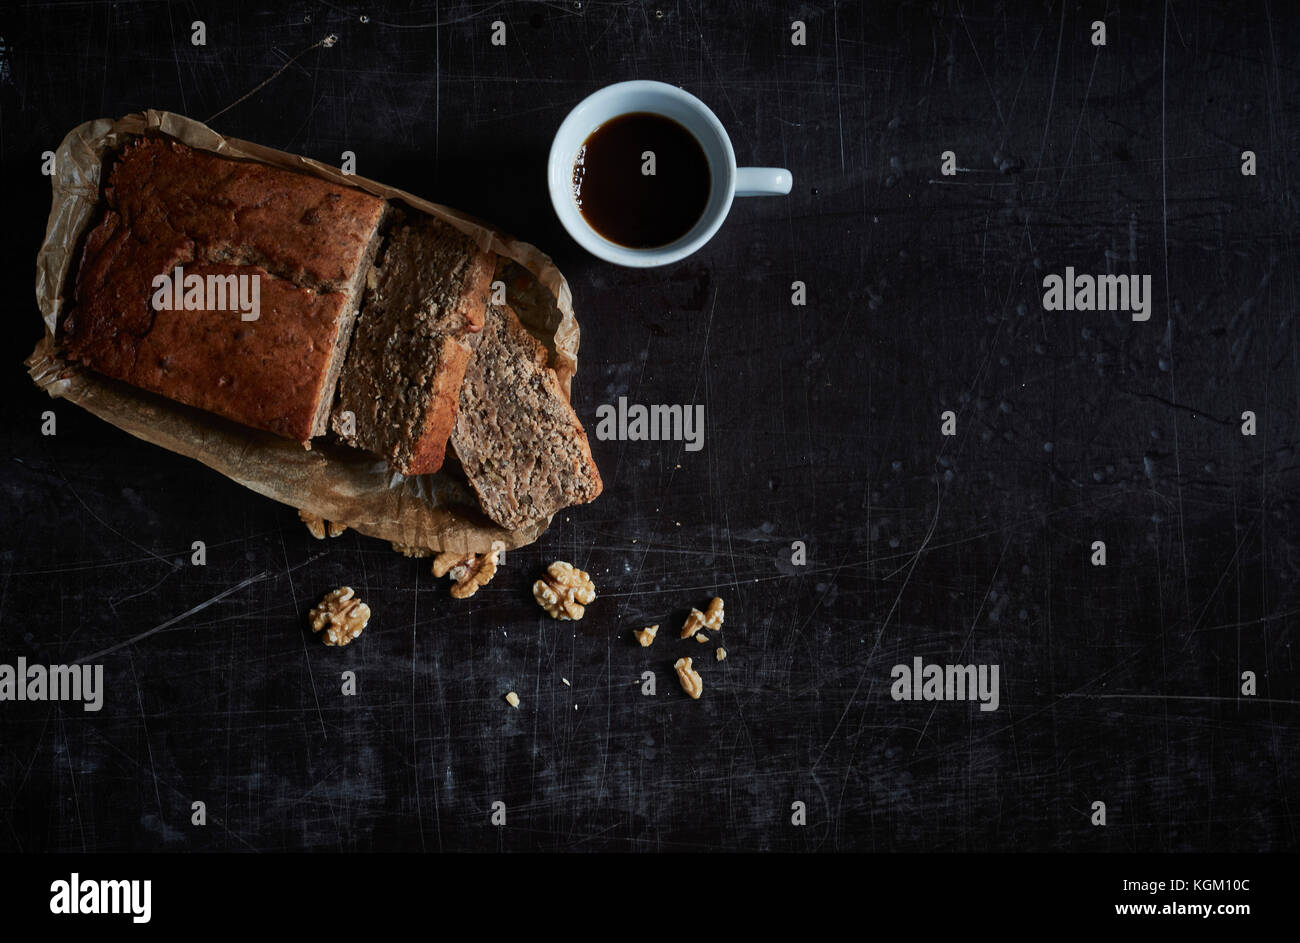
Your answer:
(548, 81), (793, 267)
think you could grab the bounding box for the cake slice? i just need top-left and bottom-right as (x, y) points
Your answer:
(450, 304), (603, 529)
(330, 213), (494, 475)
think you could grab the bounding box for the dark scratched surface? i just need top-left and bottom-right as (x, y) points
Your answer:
(0, 1), (1296, 852)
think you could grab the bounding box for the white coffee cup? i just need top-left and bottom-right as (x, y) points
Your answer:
(548, 81), (793, 267)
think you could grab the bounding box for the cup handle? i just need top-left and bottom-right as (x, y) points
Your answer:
(735, 167), (793, 197)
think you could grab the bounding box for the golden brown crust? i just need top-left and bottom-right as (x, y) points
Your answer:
(103, 137), (386, 290)
(60, 137), (387, 443)
(455, 248), (495, 335)
(400, 240), (494, 474)
(400, 339), (473, 475)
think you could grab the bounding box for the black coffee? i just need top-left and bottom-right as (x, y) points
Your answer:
(573, 112), (711, 249)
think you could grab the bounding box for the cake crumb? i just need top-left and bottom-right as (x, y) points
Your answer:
(716, 647), (727, 662)
(505, 691), (520, 708)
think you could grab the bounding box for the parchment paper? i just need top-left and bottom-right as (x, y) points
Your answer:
(28, 110), (583, 554)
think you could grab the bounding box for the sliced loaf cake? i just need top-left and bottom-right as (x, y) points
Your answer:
(331, 213), (495, 475)
(450, 304), (603, 529)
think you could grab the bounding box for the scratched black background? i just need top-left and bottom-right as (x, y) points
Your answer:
(0, 0), (1296, 853)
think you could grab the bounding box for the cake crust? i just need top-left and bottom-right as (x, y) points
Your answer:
(61, 137), (386, 443)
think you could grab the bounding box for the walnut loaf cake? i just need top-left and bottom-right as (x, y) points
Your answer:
(451, 304), (603, 529)
(57, 132), (603, 534)
(330, 211), (494, 475)
(61, 137), (387, 443)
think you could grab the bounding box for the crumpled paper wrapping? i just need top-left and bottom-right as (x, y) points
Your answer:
(28, 109), (583, 554)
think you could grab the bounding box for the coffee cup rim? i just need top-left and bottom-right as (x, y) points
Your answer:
(548, 81), (736, 268)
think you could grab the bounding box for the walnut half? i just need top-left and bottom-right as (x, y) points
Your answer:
(390, 542), (433, 558)
(532, 561), (596, 620)
(674, 657), (703, 699)
(681, 597), (725, 639)
(299, 509), (347, 539)
(433, 550), (499, 599)
(309, 587), (371, 647)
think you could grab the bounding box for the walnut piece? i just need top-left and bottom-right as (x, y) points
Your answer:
(674, 657), (703, 699)
(309, 587), (371, 647)
(532, 561), (596, 620)
(505, 691), (520, 708)
(634, 625), (659, 647)
(390, 542), (433, 558)
(431, 551), (464, 577)
(715, 647), (727, 662)
(681, 597), (724, 639)
(433, 550), (499, 599)
(299, 509), (347, 539)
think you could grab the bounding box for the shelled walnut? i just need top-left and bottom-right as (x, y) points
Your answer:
(299, 509), (347, 539)
(308, 587), (371, 647)
(674, 657), (703, 699)
(432, 550), (499, 599)
(681, 597), (724, 639)
(390, 542), (432, 558)
(634, 625), (659, 647)
(532, 561), (596, 620)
